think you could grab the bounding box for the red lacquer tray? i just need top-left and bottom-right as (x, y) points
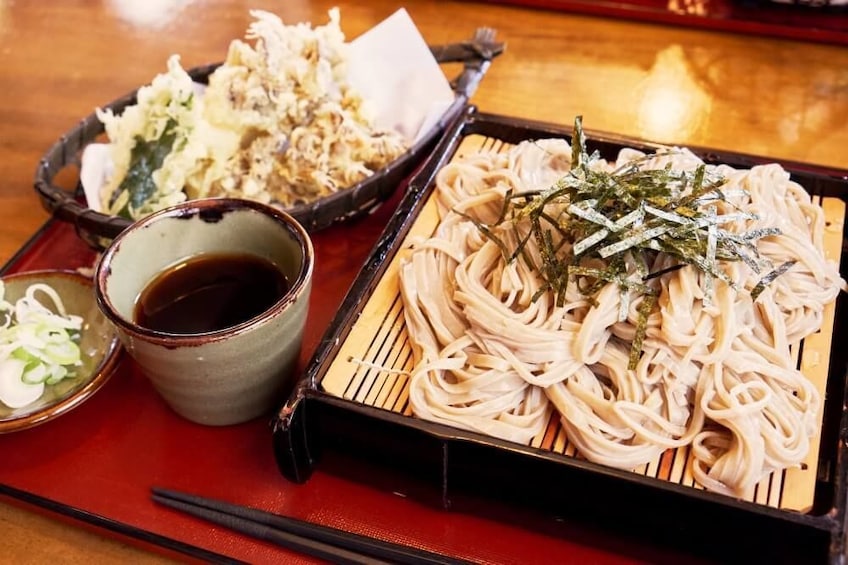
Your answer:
(0, 188), (698, 563)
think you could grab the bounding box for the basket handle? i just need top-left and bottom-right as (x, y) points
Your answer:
(429, 27), (506, 100)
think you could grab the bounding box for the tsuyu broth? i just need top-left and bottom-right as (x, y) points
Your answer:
(134, 253), (290, 334)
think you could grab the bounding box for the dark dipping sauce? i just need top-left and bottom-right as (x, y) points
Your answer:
(134, 253), (290, 334)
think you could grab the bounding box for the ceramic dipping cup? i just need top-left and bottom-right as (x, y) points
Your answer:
(94, 198), (313, 426)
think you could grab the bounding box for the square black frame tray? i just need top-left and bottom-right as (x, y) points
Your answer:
(272, 106), (848, 564)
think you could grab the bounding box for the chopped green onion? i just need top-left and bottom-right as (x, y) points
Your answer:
(0, 281), (83, 409)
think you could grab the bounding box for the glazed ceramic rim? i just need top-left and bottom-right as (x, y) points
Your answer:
(0, 269), (123, 433)
(94, 197), (315, 346)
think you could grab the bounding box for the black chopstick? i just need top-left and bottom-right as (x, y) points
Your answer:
(151, 487), (470, 565)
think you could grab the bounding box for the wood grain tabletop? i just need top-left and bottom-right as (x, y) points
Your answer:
(1, 0), (846, 561)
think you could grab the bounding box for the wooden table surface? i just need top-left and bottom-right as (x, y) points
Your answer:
(1, 0), (847, 561)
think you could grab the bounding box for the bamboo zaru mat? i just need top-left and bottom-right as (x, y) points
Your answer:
(321, 134), (844, 513)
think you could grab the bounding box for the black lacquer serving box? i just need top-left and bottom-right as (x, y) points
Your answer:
(273, 107), (848, 564)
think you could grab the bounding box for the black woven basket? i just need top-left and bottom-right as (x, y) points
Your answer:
(34, 34), (504, 250)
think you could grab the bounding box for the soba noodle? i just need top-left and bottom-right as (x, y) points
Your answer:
(398, 136), (845, 498)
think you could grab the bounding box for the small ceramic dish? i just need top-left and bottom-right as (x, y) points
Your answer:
(0, 270), (122, 433)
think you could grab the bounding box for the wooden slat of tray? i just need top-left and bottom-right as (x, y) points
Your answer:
(321, 134), (843, 512)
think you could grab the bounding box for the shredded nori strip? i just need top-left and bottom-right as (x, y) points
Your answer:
(751, 260), (797, 301)
(630, 293), (657, 369)
(464, 116), (791, 369)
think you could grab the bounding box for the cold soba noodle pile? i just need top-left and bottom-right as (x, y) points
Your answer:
(398, 118), (846, 497)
